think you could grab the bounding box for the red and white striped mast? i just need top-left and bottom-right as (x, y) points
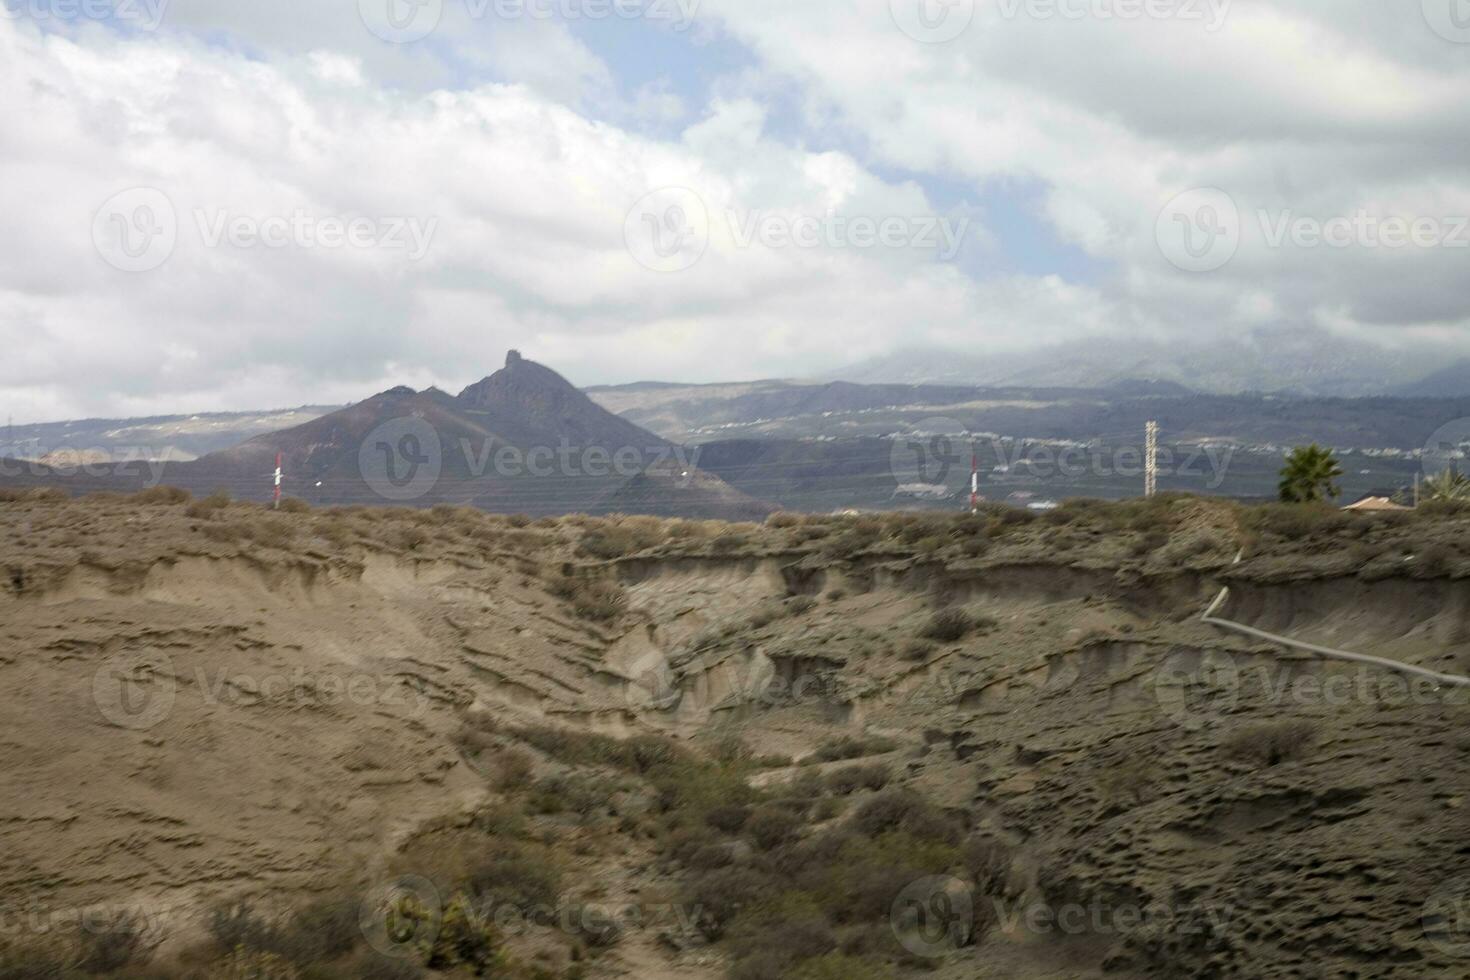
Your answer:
(969, 444), (979, 514)
(273, 452), (283, 510)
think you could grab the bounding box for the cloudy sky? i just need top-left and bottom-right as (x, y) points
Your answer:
(3, 0), (1470, 421)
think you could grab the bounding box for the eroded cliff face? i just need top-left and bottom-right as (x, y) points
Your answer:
(1, 493), (1467, 978)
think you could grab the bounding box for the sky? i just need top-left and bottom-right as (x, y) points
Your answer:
(3, 0), (1470, 421)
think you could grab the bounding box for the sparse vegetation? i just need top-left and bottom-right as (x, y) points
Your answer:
(919, 608), (977, 643)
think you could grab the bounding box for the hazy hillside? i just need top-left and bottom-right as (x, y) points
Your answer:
(826, 328), (1463, 397)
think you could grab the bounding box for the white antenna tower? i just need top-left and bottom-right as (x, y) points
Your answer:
(1145, 421), (1158, 498)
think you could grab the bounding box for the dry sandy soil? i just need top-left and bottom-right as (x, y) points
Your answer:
(1, 491), (1468, 978)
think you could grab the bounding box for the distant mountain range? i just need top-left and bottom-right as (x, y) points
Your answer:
(825, 328), (1464, 398)
(8, 345), (1470, 515)
(2, 353), (773, 519)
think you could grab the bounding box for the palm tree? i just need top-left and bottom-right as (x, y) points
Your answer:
(1422, 467), (1470, 503)
(1278, 445), (1343, 503)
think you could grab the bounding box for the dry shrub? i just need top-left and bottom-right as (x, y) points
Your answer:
(809, 735), (898, 764)
(746, 806), (803, 850)
(826, 764), (891, 796)
(276, 497), (311, 514)
(186, 489), (232, 518)
(570, 579), (627, 621)
(920, 609), (975, 643)
(579, 526), (641, 559)
(129, 485), (191, 505)
(0, 486), (69, 504)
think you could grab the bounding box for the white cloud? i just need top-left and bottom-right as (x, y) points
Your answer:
(5, 1), (1470, 422)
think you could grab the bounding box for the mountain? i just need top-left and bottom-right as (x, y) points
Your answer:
(827, 327), (1455, 397)
(183, 352), (771, 518)
(1389, 358), (1470, 397)
(3, 353), (773, 520)
(0, 406), (338, 463)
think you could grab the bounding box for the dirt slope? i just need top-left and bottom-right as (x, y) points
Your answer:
(1, 492), (1467, 978)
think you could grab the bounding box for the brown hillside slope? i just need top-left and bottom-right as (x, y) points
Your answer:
(0, 492), (1467, 977)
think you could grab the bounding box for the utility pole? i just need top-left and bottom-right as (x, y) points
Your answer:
(273, 452), (283, 510)
(1145, 421), (1158, 498)
(970, 443), (979, 514)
